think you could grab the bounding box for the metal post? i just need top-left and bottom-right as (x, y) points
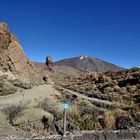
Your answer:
(63, 108), (67, 137)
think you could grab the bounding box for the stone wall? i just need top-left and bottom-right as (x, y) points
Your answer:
(60, 131), (140, 140)
(1, 130), (140, 140)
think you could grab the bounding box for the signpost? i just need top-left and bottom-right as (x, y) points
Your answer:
(63, 102), (69, 137)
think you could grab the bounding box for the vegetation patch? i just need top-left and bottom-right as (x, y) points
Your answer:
(13, 108), (54, 132)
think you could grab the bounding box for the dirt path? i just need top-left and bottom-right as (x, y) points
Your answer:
(55, 86), (113, 106)
(0, 83), (112, 110)
(0, 84), (56, 108)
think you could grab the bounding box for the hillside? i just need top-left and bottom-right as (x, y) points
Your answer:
(55, 55), (124, 72)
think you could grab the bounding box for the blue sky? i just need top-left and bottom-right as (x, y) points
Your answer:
(0, 0), (140, 68)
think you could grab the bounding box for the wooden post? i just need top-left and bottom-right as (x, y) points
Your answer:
(63, 108), (67, 137)
(63, 102), (69, 137)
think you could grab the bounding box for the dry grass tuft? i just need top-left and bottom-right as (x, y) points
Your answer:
(67, 106), (80, 120)
(103, 111), (116, 129)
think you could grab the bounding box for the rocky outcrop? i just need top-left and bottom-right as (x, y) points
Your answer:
(0, 22), (44, 84)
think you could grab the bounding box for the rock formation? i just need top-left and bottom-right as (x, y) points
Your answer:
(45, 56), (54, 72)
(0, 22), (44, 84)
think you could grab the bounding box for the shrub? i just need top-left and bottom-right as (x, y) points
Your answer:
(54, 117), (80, 133)
(64, 106), (93, 131)
(79, 114), (100, 130)
(112, 101), (127, 108)
(114, 109), (127, 117)
(2, 104), (23, 124)
(103, 111), (116, 129)
(38, 97), (63, 119)
(67, 106), (80, 120)
(39, 98), (53, 111)
(0, 111), (9, 128)
(54, 119), (63, 134)
(103, 87), (114, 94)
(113, 109), (132, 130)
(76, 99), (93, 107)
(67, 118), (80, 131)
(13, 108), (54, 132)
(133, 104), (140, 112)
(127, 85), (137, 93)
(67, 107), (100, 131)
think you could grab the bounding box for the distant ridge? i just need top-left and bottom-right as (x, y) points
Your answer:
(55, 56), (125, 72)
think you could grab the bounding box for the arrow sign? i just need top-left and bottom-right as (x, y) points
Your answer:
(63, 102), (70, 109)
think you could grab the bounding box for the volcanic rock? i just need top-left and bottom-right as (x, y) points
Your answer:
(0, 22), (44, 84)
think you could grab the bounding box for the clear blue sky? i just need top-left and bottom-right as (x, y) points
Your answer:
(0, 0), (140, 68)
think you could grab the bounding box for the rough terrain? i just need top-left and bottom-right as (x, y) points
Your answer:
(54, 67), (140, 130)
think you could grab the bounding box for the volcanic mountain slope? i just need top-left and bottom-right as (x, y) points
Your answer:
(0, 22), (45, 95)
(55, 56), (124, 72)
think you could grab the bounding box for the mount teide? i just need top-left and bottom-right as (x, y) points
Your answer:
(55, 55), (124, 72)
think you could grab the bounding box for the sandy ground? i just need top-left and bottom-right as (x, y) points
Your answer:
(0, 84), (56, 109)
(0, 83), (112, 109)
